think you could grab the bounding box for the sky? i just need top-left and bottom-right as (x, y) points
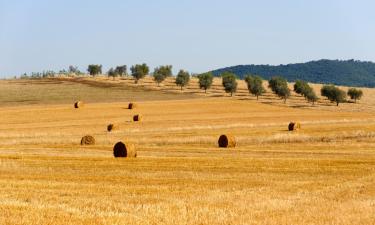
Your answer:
(1, 0), (375, 77)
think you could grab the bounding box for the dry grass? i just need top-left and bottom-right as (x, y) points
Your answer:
(0, 79), (375, 224)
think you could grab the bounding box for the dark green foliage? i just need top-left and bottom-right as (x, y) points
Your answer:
(268, 76), (290, 103)
(197, 72), (213, 93)
(114, 65), (127, 76)
(87, 65), (102, 76)
(211, 59), (375, 87)
(294, 80), (308, 95)
(108, 68), (117, 80)
(130, 63), (149, 84)
(305, 90), (318, 105)
(221, 72), (238, 96)
(294, 80), (318, 104)
(321, 85), (346, 106)
(68, 65), (79, 74)
(347, 88), (363, 103)
(153, 65), (173, 86)
(244, 75), (265, 100)
(175, 70), (190, 90)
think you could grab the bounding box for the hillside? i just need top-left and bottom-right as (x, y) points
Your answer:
(211, 59), (375, 87)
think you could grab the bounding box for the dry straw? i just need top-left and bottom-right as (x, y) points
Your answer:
(107, 124), (119, 132)
(80, 135), (95, 145)
(113, 141), (137, 158)
(288, 122), (301, 131)
(218, 134), (236, 148)
(133, 114), (142, 122)
(128, 102), (136, 109)
(74, 101), (84, 108)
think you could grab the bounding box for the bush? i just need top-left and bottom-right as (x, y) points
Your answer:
(153, 65), (173, 86)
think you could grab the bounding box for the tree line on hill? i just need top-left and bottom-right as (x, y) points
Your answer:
(211, 59), (375, 88)
(19, 63), (364, 106)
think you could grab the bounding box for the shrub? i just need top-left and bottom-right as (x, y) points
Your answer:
(87, 65), (102, 76)
(347, 88), (363, 103)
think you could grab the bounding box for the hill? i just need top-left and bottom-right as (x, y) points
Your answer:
(211, 59), (375, 87)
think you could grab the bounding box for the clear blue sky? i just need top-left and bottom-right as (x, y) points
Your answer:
(1, 0), (375, 77)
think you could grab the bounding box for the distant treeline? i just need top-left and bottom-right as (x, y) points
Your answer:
(211, 59), (375, 88)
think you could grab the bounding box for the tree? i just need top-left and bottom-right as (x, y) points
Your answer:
(153, 73), (166, 86)
(197, 72), (213, 93)
(268, 76), (291, 103)
(221, 72), (237, 96)
(294, 80), (309, 95)
(130, 63), (149, 84)
(244, 75), (265, 100)
(107, 68), (117, 80)
(347, 88), (363, 103)
(114, 65), (127, 77)
(68, 65), (79, 74)
(175, 70), (190, 90)
(321, 85), (346, 106)
(87, 65), (102, 76)
(152, 65), (172, 86)
(305, 90), (318, 105)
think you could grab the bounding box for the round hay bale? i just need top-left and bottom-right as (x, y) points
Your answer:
(113, 141), (137, 158)
(107, 124), (119, 132)
(74, 101), (84, 108)
(80, 135), (95, 145)
(133, 114), (142, 122)
(218, 134), (236, 148)
(288, 122), (301, 131)
(128, 102), (136, 109)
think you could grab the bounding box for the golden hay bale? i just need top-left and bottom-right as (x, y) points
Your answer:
(107, 124), (119, 132)
(288, 122), (301, 131)
(218, 134), (236, 148)
(74, 101), (84, 108)
(133, 114), (142, 122)
(113, 141), (137, 158)
(128, 102), (136, 109)
(80, 135), (95, 145)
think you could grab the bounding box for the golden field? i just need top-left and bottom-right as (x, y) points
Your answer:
(0, 77), (375, 225)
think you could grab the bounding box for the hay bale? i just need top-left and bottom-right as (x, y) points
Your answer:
(113, 141), (137, 158)
(80, 135), (95, 145)
(288, 122), (301, 131)
(74, 101), (84, 108)
(133, 114), (142, 122)
(107, 124), (119, 132)
(128, 102), (136, 109)
(218, 134), (236, 148)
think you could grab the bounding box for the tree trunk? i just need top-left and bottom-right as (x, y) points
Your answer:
(256, 95), (259, 100)
(181, 86), (183, 91)
(231, 92), (233, 97)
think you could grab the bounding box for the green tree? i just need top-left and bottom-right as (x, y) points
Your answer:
(294, 80), (309, 95)
(321, 85), (346, 106)
(108, 68), (117, 80)
(347, 88), (363, 103)
(87, 64), (102, 76)
(175, 70), (190, 90)
(130, 63), (149, 84)
(197, 72), (213, 93)
(268, 76), (291, 103)
(221, 72), (237, 96)
(305, 90), (318, 105)
(114, 65), (127, 77)
(153, 65), (172, 86)
(244, 75), (265, 100)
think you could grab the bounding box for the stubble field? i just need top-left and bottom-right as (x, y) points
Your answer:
(0, 77), (375, 224)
